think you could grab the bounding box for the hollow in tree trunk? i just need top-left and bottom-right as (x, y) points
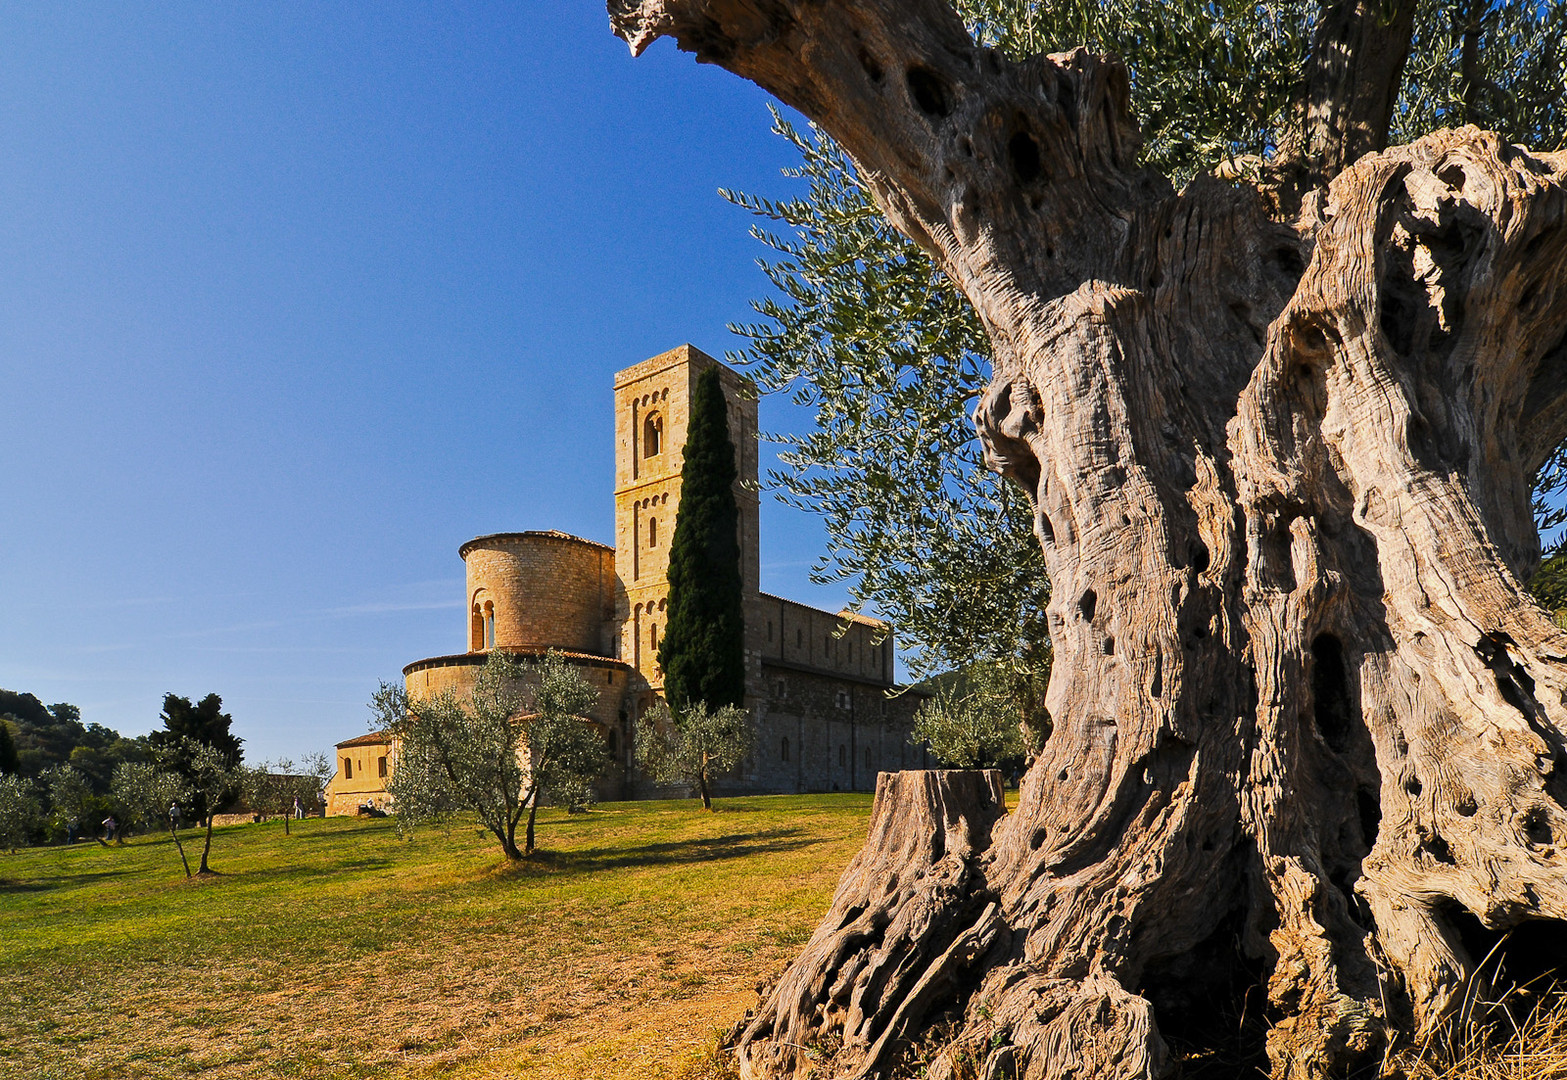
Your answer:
(609, 1), (1567, 1076)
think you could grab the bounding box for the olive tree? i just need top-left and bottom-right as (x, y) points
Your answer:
(912, 662), (1041, 769)
(239, 753), (330, 835)
(174, 740), (241, 875)
(607, 0), (1567, 1076)
(0, 775), (39, 853)
(635, 701), (755, 811)
(40, 764), (93, 842)
(111, 761), (192, 874)
(380, 651), (608, 860)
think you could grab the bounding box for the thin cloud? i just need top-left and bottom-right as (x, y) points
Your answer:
(325, 600), (464, 615)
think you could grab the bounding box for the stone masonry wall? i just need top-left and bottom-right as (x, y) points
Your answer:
(730, 664), (928, 795)
(403, 651), (637, 800)
(461, 533), (615, 655)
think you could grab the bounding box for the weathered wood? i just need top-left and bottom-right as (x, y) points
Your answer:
(732, 770), (1008, 1078)
(1269, 0), (1419, 213)
(609, 2), (1567, 1076)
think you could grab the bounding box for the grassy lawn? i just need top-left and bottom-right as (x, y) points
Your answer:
(0, 794), (877, 1080)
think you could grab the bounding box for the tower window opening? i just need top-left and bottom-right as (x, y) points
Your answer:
(643, 412), (663, 457)
(781, 737), (790, 762)
(470, 605), (484, 651)
(796, 628), (802, 648)
(839, 744), (847, 767)
(649, 517), (658, 546)
(343, 757), (352, 780)
(650, 623), (659, 651)
(767, 621), (773, 642)
(484, 602), (496, 650)
(865, 747), (872, 768)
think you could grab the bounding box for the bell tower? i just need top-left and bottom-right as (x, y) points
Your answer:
(612, 344), (759, 691)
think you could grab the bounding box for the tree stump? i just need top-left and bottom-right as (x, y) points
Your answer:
(734, 770), (1009, 1079)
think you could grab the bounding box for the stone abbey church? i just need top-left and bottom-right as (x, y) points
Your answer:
(325, 345), (926, 813)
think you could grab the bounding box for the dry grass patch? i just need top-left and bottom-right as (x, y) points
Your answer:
(0, 794), (871, 1079)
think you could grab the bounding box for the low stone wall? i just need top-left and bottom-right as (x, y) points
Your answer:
(207, 812), (323, 827)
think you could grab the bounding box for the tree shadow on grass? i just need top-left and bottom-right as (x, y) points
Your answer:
(531, 826), (818, 873)
(0, 867), (135, 893)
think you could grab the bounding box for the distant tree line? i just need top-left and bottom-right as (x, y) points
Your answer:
(0, 688), (260, 865)
(0, 689), (147, 788)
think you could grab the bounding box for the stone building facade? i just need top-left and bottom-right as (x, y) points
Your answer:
(325, 345), (925, 811)
(323, 731), (395, 816)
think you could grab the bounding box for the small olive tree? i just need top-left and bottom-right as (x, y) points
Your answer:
(239, 753), (329, 835)
(149, 738), (240, 876)
(911, 662), (1041, 771)
(379, 651), (608, 860)
(40, 764), (95, 843)
(635, 701), (755, 811)
(111, 761), (192, 873)
(0, 775), (39, 853)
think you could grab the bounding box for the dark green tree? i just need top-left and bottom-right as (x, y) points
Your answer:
(657, 366), (747, 711)
(149, 693), (243, 822)
(0, 721), (17, 776)
(0, 691), (146, 786)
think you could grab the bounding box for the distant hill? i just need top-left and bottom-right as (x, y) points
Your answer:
(0, 689), (148, 790)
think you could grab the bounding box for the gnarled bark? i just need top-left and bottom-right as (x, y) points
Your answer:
(607, 2), (1567, 1076)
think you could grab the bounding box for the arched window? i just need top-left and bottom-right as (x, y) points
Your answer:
(342, 757), (352, 780)
(839, 744), (847, 767)
(484, 601), (496, 650)
(781, 737), (790, 762)
(650, 623), (659, 651)
(643, 412), (663, 457)
(470, 604), (484, 652)
(648, 517), (658, 547)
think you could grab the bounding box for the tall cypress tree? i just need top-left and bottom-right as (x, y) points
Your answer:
(658, 366), (746, 711)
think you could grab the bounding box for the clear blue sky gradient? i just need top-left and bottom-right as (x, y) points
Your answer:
(0, 2), (860, 761)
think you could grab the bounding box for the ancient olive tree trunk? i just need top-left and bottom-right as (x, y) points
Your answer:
(609, 1), (1567, 1076)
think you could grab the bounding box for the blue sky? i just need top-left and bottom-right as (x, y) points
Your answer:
(0, 2), (853, 761)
